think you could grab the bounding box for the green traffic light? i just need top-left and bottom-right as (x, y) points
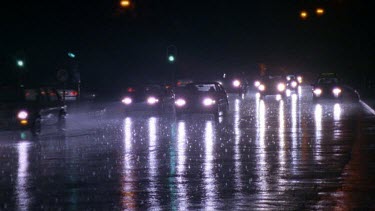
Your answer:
(68, 52), (76, 58)
(17, 60), (24, 67)
(168, 55), (175, 63)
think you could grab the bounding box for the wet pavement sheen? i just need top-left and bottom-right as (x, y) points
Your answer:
(1, 86), (375, 210)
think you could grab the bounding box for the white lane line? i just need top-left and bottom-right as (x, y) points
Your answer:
(360, 100), (375, 116)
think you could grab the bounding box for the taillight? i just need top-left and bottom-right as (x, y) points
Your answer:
(70, 91), (78, 96)
(127, 87), (135, 92)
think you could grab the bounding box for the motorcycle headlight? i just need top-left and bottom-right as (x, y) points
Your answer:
(203, 98), (216, 106)
(175, 98), (186, 107)
(258, 84), (265, 91)
(277, 83), (286, 91)
(232, 80), (241, 87)
(313, 88), (322, 96)
(17, 110), (28, 120)
(332, 88), (342, 95)
(254, 81), (261, 87)
(147, 97), (159, 104)
(121, 97), (132, 105)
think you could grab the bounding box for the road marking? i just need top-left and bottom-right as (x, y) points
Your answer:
(360, 100), (375, 115)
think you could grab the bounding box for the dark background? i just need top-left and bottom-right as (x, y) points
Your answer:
(0, 0), (372, 90)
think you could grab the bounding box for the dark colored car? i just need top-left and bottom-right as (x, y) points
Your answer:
(257, 75), (287, 99)
(120, 84), (175, 113)
(174, 82), (229, 116)
(312, 74), (343, 102)
(219, 73), (248, 96)
(285, 75), (299, 92)
(0, 86), (67, 135)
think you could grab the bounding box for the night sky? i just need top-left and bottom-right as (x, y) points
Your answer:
(1, 0), (372, 87)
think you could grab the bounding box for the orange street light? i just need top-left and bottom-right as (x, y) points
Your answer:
(316, 8), (325, 16)
(120, 0), (131, 8)
(300, 10), (308, 19)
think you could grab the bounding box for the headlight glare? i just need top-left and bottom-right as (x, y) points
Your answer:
(277, 83), (286, 91)
(203, 98), (216, 106)
(175, 98), (186, 107)
(147, 97), (159, 104)
(17, 110), (28, 120)
(297, 76), (303, 83)
(122, 97), (132, 105)
(258, 84), (265, 91)
(332, 88), (342, 95)
(233, 80), (241, 87)
(313, 88), (322, 96)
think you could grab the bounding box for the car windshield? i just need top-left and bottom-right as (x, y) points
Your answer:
(187, 84), (216, 92)
(265, 75), (282, 81)
(143, 85), (162, 93)
(317, 77), (339, 84)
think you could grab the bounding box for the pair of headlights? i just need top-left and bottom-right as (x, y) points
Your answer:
(257, 83), (286, 92)
(313, 88), (342, 96)
(121, 96), (159, 105)
(175, 98), (216, 107)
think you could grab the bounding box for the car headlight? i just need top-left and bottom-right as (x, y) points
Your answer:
(175, 98), (186, 107)
(147, 97), (159, 104)
(232, 80), (241, 87)
(332, 88), (342, 95)
(258, 84), (265, 91)
(313, 88), (322, 96)
(254, 81), (261, 87)
(17, 110), (28, 120)
(121, 97), (132, 105)
(291, 81), (298, 88)
(203, 98), (216, 106)
(277, 83), (286, 91)
(297, 76), (303, 83)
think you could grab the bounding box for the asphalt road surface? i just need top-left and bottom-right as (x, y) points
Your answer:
(1, 86), (374, 210)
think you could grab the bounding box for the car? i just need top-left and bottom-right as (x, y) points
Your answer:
(176, 78), (194, 87)
(257, 75), (287, 99)
(57, 88), (79, 101)
(0, 86), (67, 136)
(219, 73), (248, 96)
(285, 74), (299, 92)
(120, 84), (175, 114)
(312, 73), (343, 102)
(174, 82), (229, 117)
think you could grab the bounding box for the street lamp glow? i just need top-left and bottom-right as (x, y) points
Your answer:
(300, 11), (308, 19)
(316, 8), (324, 16)
(120, 0), (131, 8)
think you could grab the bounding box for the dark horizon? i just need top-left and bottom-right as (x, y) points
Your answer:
(1, 0), (372, 87)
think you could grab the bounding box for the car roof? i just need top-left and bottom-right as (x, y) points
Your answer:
(187, 82), (219, 85)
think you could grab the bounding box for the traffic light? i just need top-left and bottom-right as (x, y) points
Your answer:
(168, 55), (175, 63)
(68, 52), (76, 58)
(167, 45), (177, 64)
(16, 60), (24, 67)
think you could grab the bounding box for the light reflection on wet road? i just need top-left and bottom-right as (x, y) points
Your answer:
(1, 86), (375, 210)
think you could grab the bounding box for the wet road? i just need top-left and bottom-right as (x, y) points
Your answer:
(1, 86), (375, 210)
